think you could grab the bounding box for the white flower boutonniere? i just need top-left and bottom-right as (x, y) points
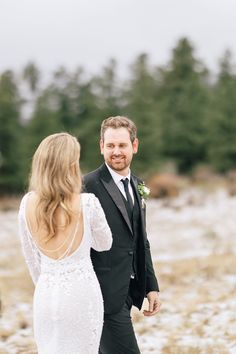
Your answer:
(137, 182), (150, 208)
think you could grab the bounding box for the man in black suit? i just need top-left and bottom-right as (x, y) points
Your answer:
(83, 116), (160, 354)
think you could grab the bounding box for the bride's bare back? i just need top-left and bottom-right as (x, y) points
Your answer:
(25, 192), (84, 260)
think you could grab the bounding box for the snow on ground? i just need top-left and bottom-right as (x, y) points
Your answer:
(147, 188), (236, 261)
(0, 188), (236, 353)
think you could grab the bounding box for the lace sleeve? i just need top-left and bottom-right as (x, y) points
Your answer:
(18, 195), (41, 285)
(89, 194), (112, 252)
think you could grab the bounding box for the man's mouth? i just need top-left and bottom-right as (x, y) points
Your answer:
(112, 161), (123, 164)
(111, 156), (124, 161)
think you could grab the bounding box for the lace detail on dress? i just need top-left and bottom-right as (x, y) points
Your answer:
(18, 192), (112, 354)
(18, 194), (41, 284)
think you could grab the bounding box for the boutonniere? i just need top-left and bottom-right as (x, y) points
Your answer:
(137, 182), (150, 208)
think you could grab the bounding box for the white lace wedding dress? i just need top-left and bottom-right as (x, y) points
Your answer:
(18, 192), (112, 354)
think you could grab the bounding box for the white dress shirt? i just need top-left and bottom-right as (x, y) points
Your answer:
(105, 163), (134, 203)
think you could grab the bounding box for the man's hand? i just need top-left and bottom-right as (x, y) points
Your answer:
(143, 291), (161, 317)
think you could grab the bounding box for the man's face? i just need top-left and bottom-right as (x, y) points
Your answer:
(100, 127), (138, 176)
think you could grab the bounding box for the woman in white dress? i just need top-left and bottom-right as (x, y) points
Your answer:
(18, 132), (112, 354)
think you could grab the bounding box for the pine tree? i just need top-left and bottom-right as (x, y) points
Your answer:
(123, 54), (162, 175)
(208, 50), (236, 172)
(158, 38), (209, 172)
(0, 71), (23, 193)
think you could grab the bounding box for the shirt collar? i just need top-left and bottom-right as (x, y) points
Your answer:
(105, 163), (131, 185)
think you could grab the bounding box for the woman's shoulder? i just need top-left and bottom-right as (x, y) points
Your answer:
(18, 191), (38, 215)
(18, 192), (31, 222)
(19, 191), (31, 208)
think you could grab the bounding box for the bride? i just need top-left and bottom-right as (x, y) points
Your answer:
(18, 132), (112, 354)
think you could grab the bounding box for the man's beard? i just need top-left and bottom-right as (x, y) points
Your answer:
(107, 156), (130, 172)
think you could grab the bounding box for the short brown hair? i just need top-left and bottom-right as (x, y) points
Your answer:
(100, 116), (137, 142)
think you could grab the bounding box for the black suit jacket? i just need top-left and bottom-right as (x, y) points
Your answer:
(83, 164), (159, 314)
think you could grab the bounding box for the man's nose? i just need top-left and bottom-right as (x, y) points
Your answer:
(113, 146), (121, 155)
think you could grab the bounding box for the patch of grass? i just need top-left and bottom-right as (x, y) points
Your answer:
(155, 253), (236, 288)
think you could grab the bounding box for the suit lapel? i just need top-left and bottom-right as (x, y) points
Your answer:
(99, 164), (133, 235)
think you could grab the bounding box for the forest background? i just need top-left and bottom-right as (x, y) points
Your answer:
(1, 37), (236, 194)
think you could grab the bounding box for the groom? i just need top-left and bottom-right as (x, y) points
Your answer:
(83, 116), (160, 353)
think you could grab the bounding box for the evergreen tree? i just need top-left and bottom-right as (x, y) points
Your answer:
(23, 61), (40, 93)
(123, 54), (162, 175)
(0, 71), (23, 193)
(79, 59), (121, 172)
(158, 38), (209, 172)
(25, 86), (64, 157)
(208, 50), (236, 171)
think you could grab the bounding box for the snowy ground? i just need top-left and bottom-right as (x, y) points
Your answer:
(0, 188), (236, 353)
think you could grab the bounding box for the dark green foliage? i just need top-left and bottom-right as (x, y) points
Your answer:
(78, 59), (121, 172)
(157, 38), (210, 172)
(0, 71), (23, 193)
(1, 38), (236, 194)
(23, 62), (40, 93)
(207, 51), (236, 172)
(123, 54), (163, 175)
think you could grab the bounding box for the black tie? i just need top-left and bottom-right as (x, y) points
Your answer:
(121, 178), (133, 214)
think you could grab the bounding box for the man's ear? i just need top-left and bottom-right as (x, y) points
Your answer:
(100, 139), (104, 155)
(132, 138), (139, 154)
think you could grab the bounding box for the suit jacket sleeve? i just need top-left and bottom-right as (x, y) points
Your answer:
(144, 236), (159, 293)
(136, 178), (159, 294)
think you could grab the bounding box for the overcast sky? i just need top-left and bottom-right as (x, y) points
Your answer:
(0, 0), (235, 77)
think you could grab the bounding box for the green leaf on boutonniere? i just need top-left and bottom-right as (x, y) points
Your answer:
(137, 182), (150, 201)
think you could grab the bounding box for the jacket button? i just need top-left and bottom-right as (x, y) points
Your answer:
(128, 251), (133, 255)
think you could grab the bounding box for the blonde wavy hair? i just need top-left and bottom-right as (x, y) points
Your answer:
(29, 132), (81, 242)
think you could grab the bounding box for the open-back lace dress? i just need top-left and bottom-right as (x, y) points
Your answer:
(18, 192), (112, 354)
